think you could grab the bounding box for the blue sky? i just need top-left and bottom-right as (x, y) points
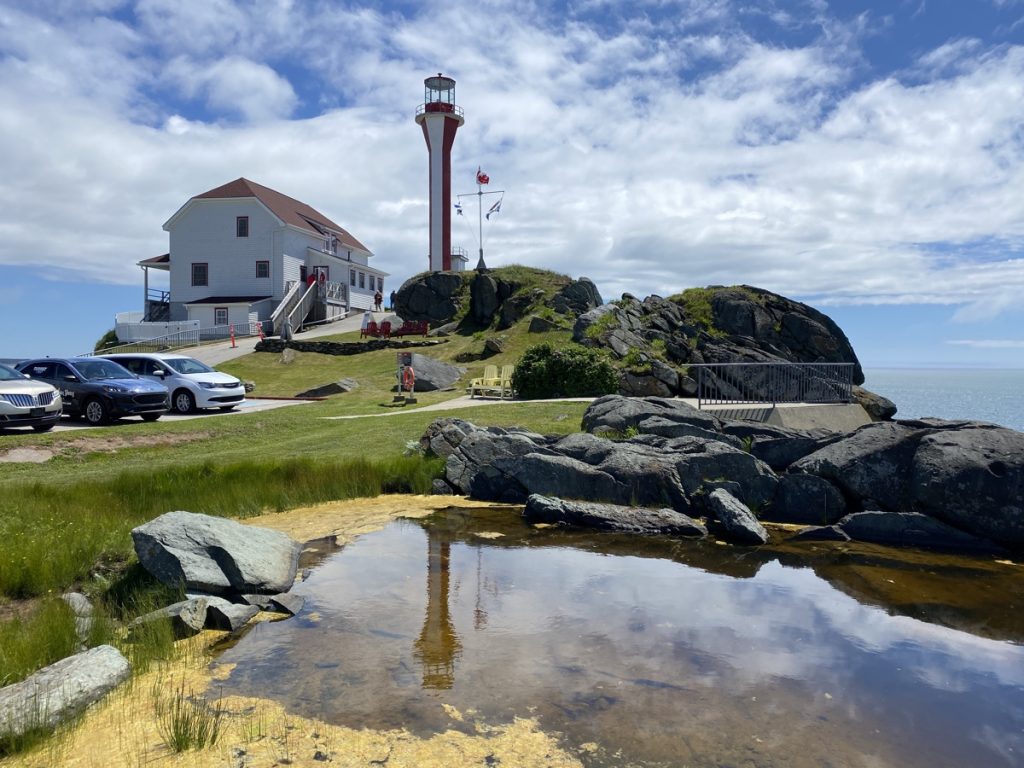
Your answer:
(0, 0), (1022, 367)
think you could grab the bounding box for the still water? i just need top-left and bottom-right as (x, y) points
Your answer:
(216, 508), (1024, 767)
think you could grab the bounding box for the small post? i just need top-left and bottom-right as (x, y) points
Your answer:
(229, 324), (236, 348)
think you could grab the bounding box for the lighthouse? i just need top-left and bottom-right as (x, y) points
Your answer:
(415, 73), (464, 272)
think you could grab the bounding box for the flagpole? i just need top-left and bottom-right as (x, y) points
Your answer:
(477, 177), (485, 271)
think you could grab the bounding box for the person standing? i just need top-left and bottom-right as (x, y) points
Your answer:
(373, 290), (383, 312)
(389, 290), (397, 310)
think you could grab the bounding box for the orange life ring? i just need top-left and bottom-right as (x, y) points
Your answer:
(402, 366), (415, 392)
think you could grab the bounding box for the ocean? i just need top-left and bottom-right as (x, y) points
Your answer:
(864, 368), (1024, 432)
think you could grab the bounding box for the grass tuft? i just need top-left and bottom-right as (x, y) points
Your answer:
(154, 680), (224, 752)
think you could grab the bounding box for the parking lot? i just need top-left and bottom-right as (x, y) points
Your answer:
(41, 397), (314, 432)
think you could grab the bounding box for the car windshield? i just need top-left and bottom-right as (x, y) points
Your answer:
(74, 359), (135, 381)
(163, 358), (214, 375)
(0, 363), (23, 381)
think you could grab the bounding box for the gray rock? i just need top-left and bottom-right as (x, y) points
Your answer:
(60, 592), (92, 618)
(0, 645), (130, 740)
(766, 473), (847, 525)
(572, 304), (618, 342)
(280, 347), (297, 364)
(523, 494), (706, 536)
(835, 511), (1003, 553)
(908, 426), (1024, 546)
(483, 337), (506, 356)
(204, 599), (259, 631)
(132, 511), (302, 596)
(853, 385), (897, 421)
(131, 597), (211, 638)
(552, 277), (603, 316)
(406, 353), (464, 391)
(582, 395), (721, 435)
(394, 272), (465, 324)
(239, 594), (273, 609)
(428, 321), (460, 337)
(790, 525), (851, 542)
(706, 489), (769, 545)
(445, 431), (550, 499)
(619, 370), (674, 398)
(791, 422), (926, 510)
(671, 438), (779, 511)
(268, 593), (306, 616)
(636, 415), (743, 448)
(509, 453), (624, 505)
(295, 379), (359, 398)
(527, 315), (566, 333)
(469, 273), (500, 325)
(431, 478), (456, 495)
(420, 417), (488, 458)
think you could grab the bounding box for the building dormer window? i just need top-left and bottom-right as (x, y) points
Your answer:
(236, 216), (249, 237)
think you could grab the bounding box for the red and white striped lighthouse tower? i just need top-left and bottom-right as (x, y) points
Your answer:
(415, 73), (464, 272)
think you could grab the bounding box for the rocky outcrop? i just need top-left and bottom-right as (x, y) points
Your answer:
(574, 286), (867, 399)
(0, 646), (130, 741)
(132, 511), (302, 596)
(425, 396), (1024, 553)
(394, 272), (466, 324)
(394, 269), (604, 330)
(524, 494), (706, 536)
(800, 511), (1005, 553)
(295, 378), (359, 398)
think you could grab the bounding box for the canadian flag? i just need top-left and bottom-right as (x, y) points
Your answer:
(476, 167), (489, 185)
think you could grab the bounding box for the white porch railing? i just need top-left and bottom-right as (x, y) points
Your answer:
(285, 281), (319, 335)
(270, 280), (302, 336)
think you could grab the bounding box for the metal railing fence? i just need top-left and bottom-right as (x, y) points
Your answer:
(694, 362), (854, 409)
(82, 322), (266, 357)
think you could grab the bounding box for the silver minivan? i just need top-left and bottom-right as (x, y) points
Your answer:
(100, 353), (245, 414)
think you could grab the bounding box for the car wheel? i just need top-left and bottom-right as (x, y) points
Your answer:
(83, 398), (110, 425)
(140, 413), (161, 422)
(173, 389), (196, 414)
(32, 424), (54, 433)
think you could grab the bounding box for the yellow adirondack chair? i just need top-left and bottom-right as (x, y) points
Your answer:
(498, 365), (515, 399)
(468, 365), (500, 398)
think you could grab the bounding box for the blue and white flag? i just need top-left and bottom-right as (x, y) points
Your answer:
(454, 201), (463, 216)
(486, 199), (502, 220)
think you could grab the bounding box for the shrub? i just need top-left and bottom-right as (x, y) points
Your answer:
(512, 343), (618, 399)
(583, 311), (619, 341)
(93, 329), (119, 352)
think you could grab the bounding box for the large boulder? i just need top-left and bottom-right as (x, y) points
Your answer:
(853, 385), (897, 421)
(834, 511), (1003, 553)
(766, 473), (847, 525)
(469, 273), (500, 326)
(523, 494), (706, 536)
(791, 422), (927, 510)
(132, 511), (302, 596)
(406, 353), (464, 391)
(908, 425), (1024, 546)
(394, 272), (466, 324)
(669, 437), (779, 511)
(552, 277), (603, 316)
(582, 395), (721, 435)
(0, 646), (130, 740)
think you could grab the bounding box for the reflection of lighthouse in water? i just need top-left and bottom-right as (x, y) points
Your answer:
(413, 528), (463, 689)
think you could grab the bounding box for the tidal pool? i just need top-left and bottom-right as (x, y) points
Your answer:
(215, 507), (1024, 767)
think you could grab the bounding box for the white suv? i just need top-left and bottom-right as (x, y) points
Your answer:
(100, 353), (245, 414)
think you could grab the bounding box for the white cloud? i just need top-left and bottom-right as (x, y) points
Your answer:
(947, 339), (1024, 349)
(162, 55), (298, 121)
(0, 0), (1023, 321)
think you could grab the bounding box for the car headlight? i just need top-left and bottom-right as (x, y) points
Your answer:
(198, 382), (220, 389)
(102, 384), (129, 394)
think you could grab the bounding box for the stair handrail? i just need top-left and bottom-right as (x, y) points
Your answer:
(270, 280), (302, 336)
(285, 280), (319, 335)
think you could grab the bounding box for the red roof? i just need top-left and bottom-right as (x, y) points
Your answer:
(193, 178), (371, 254)
(138, 253), (170, 265)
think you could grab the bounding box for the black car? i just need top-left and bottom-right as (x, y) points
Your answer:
(16, 357), (170, 425)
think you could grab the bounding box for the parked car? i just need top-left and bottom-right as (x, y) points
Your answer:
(0, 362), (63, 432)
(16, 357), (169, 425)
(99, 353), (245, 414)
